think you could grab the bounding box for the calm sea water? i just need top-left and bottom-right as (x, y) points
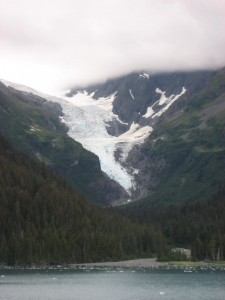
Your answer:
(0, 267), (225, 300)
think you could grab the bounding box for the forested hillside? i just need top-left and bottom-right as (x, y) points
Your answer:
(0, 135), (167, 265)
(121, 185), (225, 261)
(120, 69), (225, 261)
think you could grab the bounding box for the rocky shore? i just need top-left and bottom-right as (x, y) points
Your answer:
(76, 258), (163, 268)
(74, 258), (225, 269)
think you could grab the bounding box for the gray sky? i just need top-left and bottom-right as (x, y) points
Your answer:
(0, 0), (225, 94)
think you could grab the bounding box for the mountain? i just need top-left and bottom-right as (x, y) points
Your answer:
(67, 68), (225, 205)
(133, 67), (225, 206)
(0, 134), (167, 265)
(69, 70), (214, 126)
(1, 67), (224, 207)
(1, 68), (225, 264)
(0, 81), (128, 205)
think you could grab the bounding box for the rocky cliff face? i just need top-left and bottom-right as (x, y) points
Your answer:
(67, 70), (217, 202)
(69, 71), (214, 125)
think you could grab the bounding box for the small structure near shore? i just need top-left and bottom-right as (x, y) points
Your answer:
(172, 248), (191, 260)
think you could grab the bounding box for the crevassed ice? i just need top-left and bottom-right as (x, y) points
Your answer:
(0, 79), (151, 194)
(1, 79), (185, 195)
(59, 92), (152, 194)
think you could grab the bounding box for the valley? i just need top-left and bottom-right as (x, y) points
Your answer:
(1, 68), (225, 206)
(0, 67), (225, 264)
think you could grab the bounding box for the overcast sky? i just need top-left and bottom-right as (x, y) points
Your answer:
(0, 0), (225, 95)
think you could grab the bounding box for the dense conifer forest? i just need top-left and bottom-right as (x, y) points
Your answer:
(1, 131), (225, 264)
(0, 135), (167, 265)
(121, 186), (225, 261)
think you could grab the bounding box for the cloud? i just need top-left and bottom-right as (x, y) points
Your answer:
(0, 0), (225, 94)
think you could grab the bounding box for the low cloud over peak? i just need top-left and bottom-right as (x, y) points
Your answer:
(0, 0), (224, 94)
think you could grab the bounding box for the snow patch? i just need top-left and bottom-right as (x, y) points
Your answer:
(152, 87), (186, 118)
(143, 106), (154, 118)
(129, 89), (134, 99)
(139, 73), (150, 79)
(131, 167), (139, 175)
(155, 88), (173, 106)
(143, 87), (186, 119)
(30, 125), (40, 132)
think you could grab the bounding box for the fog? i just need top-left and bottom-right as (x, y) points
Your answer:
(0, 0), (224, 94)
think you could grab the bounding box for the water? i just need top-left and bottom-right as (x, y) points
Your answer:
(0, 267), (225, 300)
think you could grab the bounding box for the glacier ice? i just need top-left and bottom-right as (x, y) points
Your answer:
(0, 78), (145, 194)
(58, 92), (152, 194)
(0, 78), (185, 196)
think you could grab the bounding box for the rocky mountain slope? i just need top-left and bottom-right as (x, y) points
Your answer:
(0, 81), (128, 205)
(136, 67), (225, 206)
(67, 69), (224, 204)
(1, 67), (224, 206)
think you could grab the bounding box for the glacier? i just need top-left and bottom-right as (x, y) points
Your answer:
(0, 78), (186, 196)
(58, 91), (152, 194)
(0, 78), (145, 193)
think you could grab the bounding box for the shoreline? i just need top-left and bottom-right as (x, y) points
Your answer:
(74, 258), (225, 269)
(75, 258), (163, 268)
(1, 258), (225, 270)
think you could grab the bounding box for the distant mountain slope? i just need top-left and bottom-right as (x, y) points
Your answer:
(1, 67), (224, 207)
(69, 70), (215, 126)
(127, 67), (225, 205)
(0, 82), (128, 205)
(0, 135), (166, 265)
(68, 69), (224, 203)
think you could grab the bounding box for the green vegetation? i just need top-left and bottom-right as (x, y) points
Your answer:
(138, 70), (225, 206)
(0, 135), (168, 265)
(121, 184), (225, 262)
(186, 71), (225, 111)
(0, 69), (225, 265)
(0, 84), (118, 205)
(120, 70), (225, 262)
(158, 250), (188, 262)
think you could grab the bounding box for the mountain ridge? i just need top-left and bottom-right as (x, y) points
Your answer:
(67, 69), (224, 203)
(1, 73), (225, 263)
(1, 67), (224, 206)
(0, 81), (128, 205)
